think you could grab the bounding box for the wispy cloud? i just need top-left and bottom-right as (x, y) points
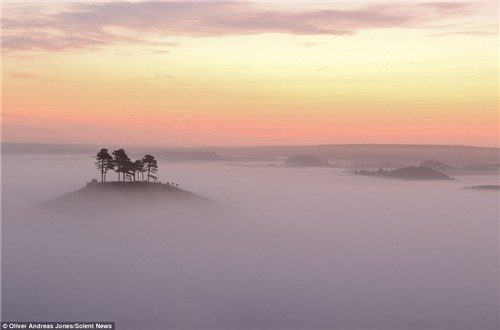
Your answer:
(1, 113), (31, 119)
(2, 2), (495, 53)
(299, 42), (318, 48)
(7, 71), (39, 79)
(431, 30), (498, 37)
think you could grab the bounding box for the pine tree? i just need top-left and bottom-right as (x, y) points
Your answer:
(112, 149), (130, 182)
(123, 159), (136, 181)
(141, 154), (158, 182)
(95, 148), (114, 182)
(134, 159), (145, 181)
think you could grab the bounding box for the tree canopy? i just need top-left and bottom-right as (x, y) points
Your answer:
(95, 148), (114, 182)
(112, 149), (131, 182)
(94, 148), (160, 183)
(142, 154), (158, 182)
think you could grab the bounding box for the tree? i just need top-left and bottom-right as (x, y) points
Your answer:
(123, 159), (136, 181)
(141, 154), (158, 182)
(134, 159), (145, 181)
(95, 148), (114, 182)
(112, 149), (130, 181)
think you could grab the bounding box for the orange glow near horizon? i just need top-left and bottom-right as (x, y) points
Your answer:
(1, 2), (498, 147)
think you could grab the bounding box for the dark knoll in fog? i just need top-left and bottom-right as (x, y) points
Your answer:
(468, 185), (500, 191)
(420, 160), (458, 173)
(355, 166), (454, 180)
(35, 181), (216, 213)
(421, 160), (500, 175)
(285, 155), (332, 167)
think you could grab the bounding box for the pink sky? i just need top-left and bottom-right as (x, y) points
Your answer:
(2, 1), (498, 147)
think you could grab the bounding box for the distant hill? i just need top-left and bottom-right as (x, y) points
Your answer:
(285, 155), (331, 167)
(467, 185), (500, 191)
(461, 164), (500, 174)
(155, 151), (230, 162)
(355, 166), (453, 180)
(35, 181), (216, 214)
(421, 160), (499, 175)
(420, 160), (457, 173)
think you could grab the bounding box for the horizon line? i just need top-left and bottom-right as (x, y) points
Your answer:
(1, 142), (499, 150)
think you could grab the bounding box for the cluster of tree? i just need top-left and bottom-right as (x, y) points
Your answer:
(95, 148), (158, 182)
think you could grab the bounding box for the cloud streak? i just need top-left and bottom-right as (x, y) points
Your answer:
(2, 2), (494, 53)
(7, 71), (39, 79)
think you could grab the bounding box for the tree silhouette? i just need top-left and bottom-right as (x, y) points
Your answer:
(123, 159), (136, 181)
(95, 148), (114, 182)
(134, 159), (145, 181)
(94, 149), (164, 184)
(142, 154), (158, 182)
(112, 149), (131, 181)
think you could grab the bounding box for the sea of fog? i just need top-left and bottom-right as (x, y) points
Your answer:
(2, 154), (499, 329)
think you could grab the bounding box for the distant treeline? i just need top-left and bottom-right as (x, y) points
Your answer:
(95, 148), (158, 182)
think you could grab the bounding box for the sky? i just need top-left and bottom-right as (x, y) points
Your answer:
(1, 1), (499, 147)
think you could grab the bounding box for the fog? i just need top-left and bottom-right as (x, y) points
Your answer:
(2, 154), (499, 329)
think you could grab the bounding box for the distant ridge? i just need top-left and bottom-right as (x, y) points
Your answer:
(420, 160), (500, 175)
(467, 185), (500, 191)
(316, 143), (497, 149)
(420, 160), (458, 173)
(354, 166), (454, 180)
(194, 144), (499, 165)
(155, 151), (229, 162)
(285, 155), (332, 167)
(3, 143), (499, 165)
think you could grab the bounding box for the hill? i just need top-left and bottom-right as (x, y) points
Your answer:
(355, 166), (453, 180)
(467, 185), (500, 191)
(285, 155), (331, 167)
(461, 164), (500, 174)
(420, 160), (457, 173)
(421, 160), (499, 175)
(35, 181), (216, 214)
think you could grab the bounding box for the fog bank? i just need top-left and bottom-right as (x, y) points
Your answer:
(2, 155), (499, 329)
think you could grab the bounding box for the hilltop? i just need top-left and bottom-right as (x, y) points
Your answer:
(35, 181), (216, 214)
(21, 147), (218, 215)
